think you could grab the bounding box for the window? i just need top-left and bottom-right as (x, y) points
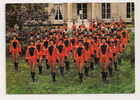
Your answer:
(77, 3), (87, 19)
(101, 3), (111, 19)
(127, 3), (134, 18)
(55, 5), (63, 20)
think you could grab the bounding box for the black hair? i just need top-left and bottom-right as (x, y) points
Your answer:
(44, 40), (48, 48)
(29, 47), (35, 56)
(36, 44), (41, 51)
(71, 39), (75, 45)
(48, 46), (54, 56)
(84, 42), (89, 50)
(57, 45), (63, 53)
(12, 41), (17, 49)
(64, 39), (69, 47)
(101, 44), (107, 55)
(77, 47), (83, 56)
(122, 32), (126, 38)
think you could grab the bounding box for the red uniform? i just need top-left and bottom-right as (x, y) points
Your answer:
(74, 45), (85, 65)
(43, 39), (49, 54)
(121, 37), (128, 50)
(121, 30), (129, 49)
(45, 45), (58, 64)
(89, 23), (93, 31)
(26, 45), (38, 65)
(64, 39), (71, 57)
(83, 40), (93, 61)
(35, 42), (44, 60)
(84, 48), (92, 62)
(72, 24), (77, 31)
(92, 42), (100, 58)
(119, 40), (124, 53)
(108, 46), (114, 59)
(10, 39), (21, 56)
(57, 42), (66, 64)
(79, 24), (86, 29)
(114, 38), (120, 54)
(111, 45), (118, 57)
(70, 37), (77, 54)
(99, 43), (109, 63)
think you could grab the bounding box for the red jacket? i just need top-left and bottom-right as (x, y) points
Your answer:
(72, 24), (77, 31)
(35, 42), (44, 58)
(89, 23), (93, 31)
(79, 24), (86, 29)
(99, 43), (109, 63)
(83, 48), (92, 62)
(45, 45), (58, 63)
(64, 39), (71, 57)
(57, 42), (66, 61)
(26, 45), (38, 64)
(10, 39), (21, 55)
(73, 45), (85, 64)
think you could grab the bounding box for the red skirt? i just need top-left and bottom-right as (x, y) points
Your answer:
(48, 56), (57, 64)
(11, 48), (20, 56)
(27, 56), (37, 65)
(76, 56), (85, 64)
(100, 54), (109, 63)
(38, 51), (44, 60)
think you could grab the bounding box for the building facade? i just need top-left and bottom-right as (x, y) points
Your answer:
(44, 3), (134, 27)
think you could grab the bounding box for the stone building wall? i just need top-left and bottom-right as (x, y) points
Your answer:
(46, 3), (134, 28)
